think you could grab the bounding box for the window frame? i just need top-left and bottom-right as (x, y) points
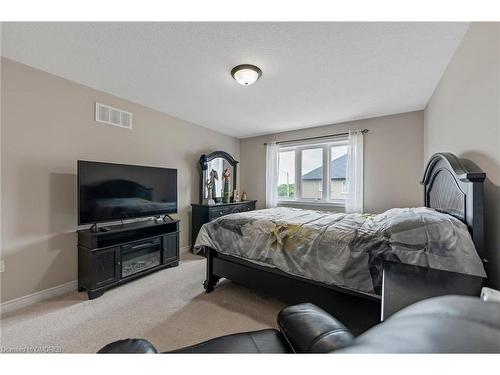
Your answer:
(277, 138), (348, 207)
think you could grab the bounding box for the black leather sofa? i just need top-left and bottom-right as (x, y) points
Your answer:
(98, 295), (500, 353)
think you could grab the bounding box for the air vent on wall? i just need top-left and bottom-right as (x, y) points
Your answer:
(95, 102), (133, 129)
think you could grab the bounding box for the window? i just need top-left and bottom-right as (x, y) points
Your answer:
(277, 139), (348, 205)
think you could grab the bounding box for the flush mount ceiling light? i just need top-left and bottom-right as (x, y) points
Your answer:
(231, 64), (262, 86)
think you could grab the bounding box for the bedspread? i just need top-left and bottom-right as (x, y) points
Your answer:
(194, 207), (486, 295)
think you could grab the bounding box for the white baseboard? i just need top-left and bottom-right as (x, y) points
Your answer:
(1, 280), (78, 316)
(1, 245), (192, 315)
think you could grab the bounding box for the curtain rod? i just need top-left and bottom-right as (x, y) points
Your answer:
(263, 129), (369, 146)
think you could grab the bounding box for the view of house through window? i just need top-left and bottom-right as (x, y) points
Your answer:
(301, 148), (323, 199)
(330, 145), (348, 200)
(277, 141), (348, 203)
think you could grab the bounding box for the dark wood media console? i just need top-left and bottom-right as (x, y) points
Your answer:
(77, 219), (180, 299)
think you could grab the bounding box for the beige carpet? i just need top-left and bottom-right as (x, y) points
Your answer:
(0, 253), (285, 353)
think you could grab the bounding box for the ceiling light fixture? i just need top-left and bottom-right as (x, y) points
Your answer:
(231, 64), (262, 86)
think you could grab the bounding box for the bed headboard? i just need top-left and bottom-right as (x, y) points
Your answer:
(421, 153), (486, 261)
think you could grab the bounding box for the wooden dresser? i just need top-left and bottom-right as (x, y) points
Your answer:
(191, 200), (257, 251)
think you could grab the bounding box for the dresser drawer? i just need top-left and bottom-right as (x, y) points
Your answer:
(208, 202), (255, 220)
(209, 206), (238, 220)
(239, 203), (254, 212)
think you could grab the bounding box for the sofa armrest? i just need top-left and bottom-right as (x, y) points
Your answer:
(277, 303), (354, 353)
(98, 339), (158, 353)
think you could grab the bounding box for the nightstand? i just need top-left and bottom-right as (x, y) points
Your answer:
(381, 261), (484, 321)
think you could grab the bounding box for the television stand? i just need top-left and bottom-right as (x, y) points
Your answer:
(77, 219), (180, 299)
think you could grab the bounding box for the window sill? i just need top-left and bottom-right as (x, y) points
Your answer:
(277, 200), (345, 209)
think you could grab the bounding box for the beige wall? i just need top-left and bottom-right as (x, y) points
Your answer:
(424, 23), (500, 288)
(240, 111), (424, 213)
(0, 58), (240, 302)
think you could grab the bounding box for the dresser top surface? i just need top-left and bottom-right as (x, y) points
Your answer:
(191, 200), (257, 208)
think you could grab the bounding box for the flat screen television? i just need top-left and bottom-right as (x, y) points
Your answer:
(78, 160), (177, 225)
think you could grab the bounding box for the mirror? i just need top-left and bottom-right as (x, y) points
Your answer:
(199, 151), (238, 204)
(206, 158), (234, 200)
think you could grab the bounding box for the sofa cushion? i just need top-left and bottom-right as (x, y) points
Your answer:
(278, 303), (354, 353)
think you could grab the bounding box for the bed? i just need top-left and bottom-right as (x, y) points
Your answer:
(193, 153), (487, 327)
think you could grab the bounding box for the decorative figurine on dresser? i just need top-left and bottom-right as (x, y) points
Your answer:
(222, 168), (231, 203)
(191, 151), (257, 252)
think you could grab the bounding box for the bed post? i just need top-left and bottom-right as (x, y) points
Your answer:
(203, 247), (220, 293)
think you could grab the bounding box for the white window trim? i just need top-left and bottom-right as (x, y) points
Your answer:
(277, 137), (348, 207)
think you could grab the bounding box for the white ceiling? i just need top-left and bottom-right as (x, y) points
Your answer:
(1, 22), (468, 138)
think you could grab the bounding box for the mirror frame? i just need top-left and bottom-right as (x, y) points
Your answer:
(199, 151), (239, 204)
